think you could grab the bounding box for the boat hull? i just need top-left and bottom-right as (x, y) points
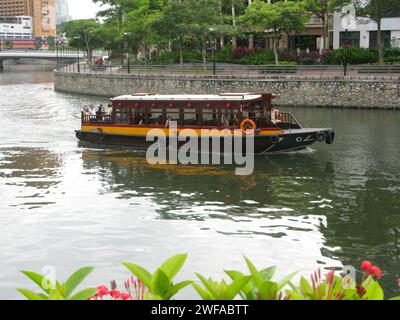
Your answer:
(75, 128), (334, 154)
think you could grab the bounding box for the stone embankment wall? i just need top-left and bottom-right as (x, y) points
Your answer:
(54, 72), (400, 108)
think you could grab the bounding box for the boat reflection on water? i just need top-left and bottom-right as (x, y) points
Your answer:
(80, 147), (336, 221)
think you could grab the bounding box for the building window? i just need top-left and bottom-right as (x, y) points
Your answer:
(339, 31), (360, 48)
(369, 31), (391, 48)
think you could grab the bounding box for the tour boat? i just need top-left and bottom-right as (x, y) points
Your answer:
(75, 93), (335, 154)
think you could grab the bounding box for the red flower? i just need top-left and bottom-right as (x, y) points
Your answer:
(326, 270), (335, 284)
(109, 289), (121, 299)
(120, 293), (131, 300)
(361, 260), (372, 272)
(96, 285), (109, 297)
(369, 266), (382, 279)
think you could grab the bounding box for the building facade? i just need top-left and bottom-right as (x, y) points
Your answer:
(0, 0), (32, 17)
(0, 0), (56, 39)
(55, 0), (70, 25)
(0, 16), (35, 49)
(333, 5), (400, 49)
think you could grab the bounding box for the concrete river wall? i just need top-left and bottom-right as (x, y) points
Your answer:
(54, 71), (400, 109)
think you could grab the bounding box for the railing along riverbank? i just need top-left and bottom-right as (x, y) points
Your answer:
(56, 61), (400, 78)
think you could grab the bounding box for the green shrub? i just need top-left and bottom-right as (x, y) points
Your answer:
(235, 50), (276, 65)
(325, 48), (379, 65)
(19, 256), (400, 300)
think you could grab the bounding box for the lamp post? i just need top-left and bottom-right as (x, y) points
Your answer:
(209, 28), (216, 76)
(124, 32), (131, 74)
(74, 36), (81, 73)
(56, 40), (59, 70)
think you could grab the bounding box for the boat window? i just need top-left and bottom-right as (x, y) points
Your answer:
(114, 108), (129, 124)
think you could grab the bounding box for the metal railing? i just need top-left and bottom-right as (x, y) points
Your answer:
(57, 61), (400, 78)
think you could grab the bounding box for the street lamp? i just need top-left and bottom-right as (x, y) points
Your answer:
(74, 36), (81, 73)
(209, 28), (216, 76)
(124, 32), (132, 74)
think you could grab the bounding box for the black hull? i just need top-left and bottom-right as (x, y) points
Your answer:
(76, 129), (334, 154)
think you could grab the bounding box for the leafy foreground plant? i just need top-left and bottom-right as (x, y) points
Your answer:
(18, 267), (96, 300)
(18, 256), (400, 300)
(121, 254), (193, 300)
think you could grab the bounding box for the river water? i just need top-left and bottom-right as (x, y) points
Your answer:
(0, 69), (400, 299)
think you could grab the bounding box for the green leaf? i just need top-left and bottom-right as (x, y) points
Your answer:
(259, 266), (276, 281)
(122, 262), (152, 289)
(70, 288), (98, 300)
(160, 254), (188, 280)
(151, 269), (171, 298)
(20, 271), (52, 294)
(389, 296), (400, 300)
(225, 270), (254, 300)
(300, 277), (312, 295)
(192, 283), (213, 300)
(165, 280), (193, 300)
(244, 257), (263, 287)
(195, 273), (219, 299)
(48, 289), (66, 300)
(64, 267), (94, 298)
(259, 280), (279, 300)
(277, 272), (297, 290)
(17, 289), (44, 300)
(224, 276), (252, 300)
(364, 281), (384, 300)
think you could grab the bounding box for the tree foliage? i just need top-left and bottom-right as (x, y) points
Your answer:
(241, 0), (310, 65)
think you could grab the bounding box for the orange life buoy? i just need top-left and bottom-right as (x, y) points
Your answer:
(240, 119), (257, 135)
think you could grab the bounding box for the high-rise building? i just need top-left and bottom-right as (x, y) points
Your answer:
(0, 0), (56, 38)
(32, 0), (56, 38)
(0, 0), (32, 17)
(56, 0), (70, 25)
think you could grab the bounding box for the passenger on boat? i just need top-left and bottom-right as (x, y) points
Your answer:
(96, 105), (105, 121)
(82, 106), (89, 116)
(221, 111), (230, 128)
(270, 106), (281, 124)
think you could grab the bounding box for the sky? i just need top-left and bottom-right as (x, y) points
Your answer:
(67, 0), (103, 20)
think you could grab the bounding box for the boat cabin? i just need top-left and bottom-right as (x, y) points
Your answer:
(81, 93), (301, 130)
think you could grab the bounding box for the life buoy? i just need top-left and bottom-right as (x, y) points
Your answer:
(240, 119), (256, 135)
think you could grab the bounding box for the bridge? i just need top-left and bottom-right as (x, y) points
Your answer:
(0, 51), (86, 70)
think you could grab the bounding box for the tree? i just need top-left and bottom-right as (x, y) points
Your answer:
(94, 0), (138, 63)
(241, 1), (310, 65)
(63, 19), (104, 61)
(353, 0), (399, 64)
(303, 0), (351, 51)
(124, 0), (164, 65)
(155, 0), (193, 65)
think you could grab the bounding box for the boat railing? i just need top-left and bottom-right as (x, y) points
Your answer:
(82, 113), (113, 124)
(279, 112), (302, 128)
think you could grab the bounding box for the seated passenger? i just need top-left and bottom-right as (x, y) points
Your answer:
(221, 112), (230, 128)
(270, 107), (281, 124)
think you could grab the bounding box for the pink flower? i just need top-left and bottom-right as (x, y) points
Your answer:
(109, 289), (121, 299)
(96, 285), (109, 297)
(361, 260), (372, 272)
(369, 266), (382, 279)
(326, 270), (335, 284)
(120, 293), (131, 300)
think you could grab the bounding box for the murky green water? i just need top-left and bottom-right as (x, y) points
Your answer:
(1, 70), (399, 299)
